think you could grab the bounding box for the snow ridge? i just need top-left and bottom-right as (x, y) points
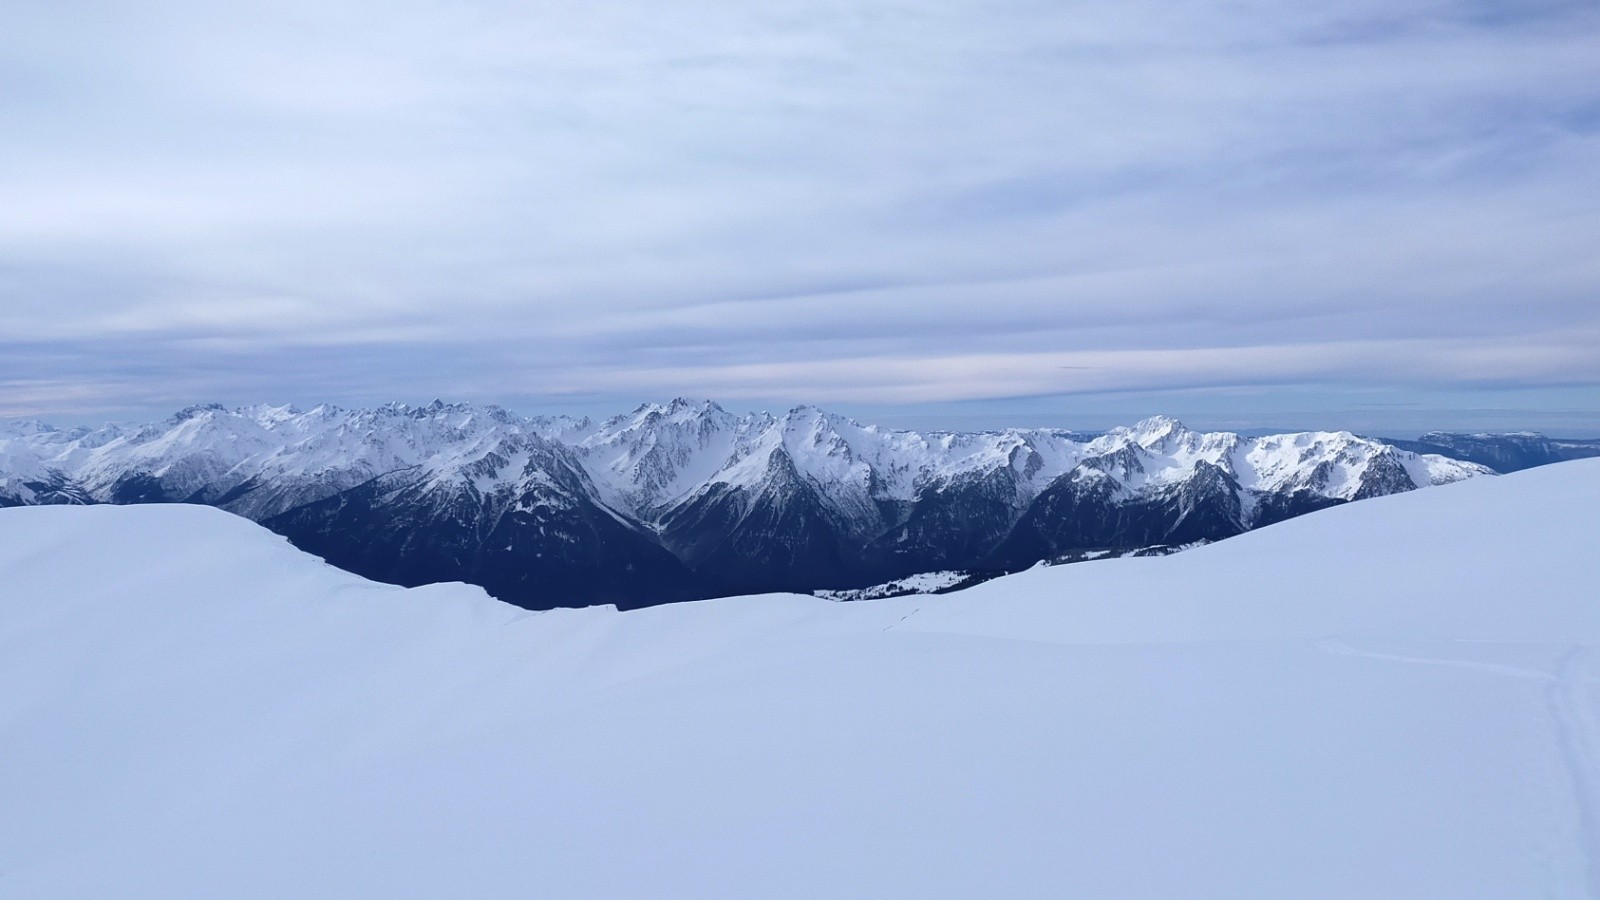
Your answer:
(0, 460), (1596, 896)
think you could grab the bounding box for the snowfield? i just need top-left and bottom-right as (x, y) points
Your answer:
(2, 460), (1598, 898)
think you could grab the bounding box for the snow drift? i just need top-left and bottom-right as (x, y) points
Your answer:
(1, 460), (1598, 898)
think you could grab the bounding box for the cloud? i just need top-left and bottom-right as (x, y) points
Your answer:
(1, 0), (1597, 425)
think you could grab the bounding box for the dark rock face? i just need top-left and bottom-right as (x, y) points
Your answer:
(987, 459), (1250, 568)
(1350, 449), (1418, 500)
(9, 474), (94, 507)
(265, 477), (703, 611)
(658, 450), (858, 596)
(264, 441), (705, 610)
(862, 466), (1027, 578)
(108, 473), (180, 505)
(1249, 492), (1343, 530)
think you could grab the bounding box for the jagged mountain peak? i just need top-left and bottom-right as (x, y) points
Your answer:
(777, 403), (848, 432)
(779, 403), (848, 434)
(673, 397), (724, 414)
(1134, 413), (1186, 431)
(1119, 415), (1190, 447)
(371, 398), (504, 418)
(243, 403), (306, 425)
(0, 418), (68, 438)
(169, 402), (229, 422)
(624, 397), (727, 419)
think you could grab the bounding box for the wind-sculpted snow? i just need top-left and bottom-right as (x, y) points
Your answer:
(1, 461), (1596, 898)
(0, 400), (1490, 607)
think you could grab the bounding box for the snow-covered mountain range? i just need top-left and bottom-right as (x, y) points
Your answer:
(0, 400), (1490, 607)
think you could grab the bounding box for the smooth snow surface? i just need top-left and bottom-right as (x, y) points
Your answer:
(2, 460), (1598, 899)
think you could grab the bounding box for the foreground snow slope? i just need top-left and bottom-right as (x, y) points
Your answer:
(2, 461), (1598, 899)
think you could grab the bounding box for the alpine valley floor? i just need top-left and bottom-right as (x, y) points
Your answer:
(2, 460), (1598, 898)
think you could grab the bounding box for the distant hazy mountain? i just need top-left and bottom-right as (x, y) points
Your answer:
(1379, 431), (1600, 473)
(0, 400), (1489, 608)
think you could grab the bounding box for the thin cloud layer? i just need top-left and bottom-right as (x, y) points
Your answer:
(2, 0), (1598, 428)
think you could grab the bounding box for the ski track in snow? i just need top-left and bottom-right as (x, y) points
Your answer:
(882, 607), (921, 631)
(1321, 639), (1600, 898)
(1318, 639), (1568, 682)
(1552, 646), (1600, 900)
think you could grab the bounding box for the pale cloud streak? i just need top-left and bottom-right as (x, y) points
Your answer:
(1, 0), (1597, 429)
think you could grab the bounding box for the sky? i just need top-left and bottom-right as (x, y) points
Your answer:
(3, 0), (1598, 435)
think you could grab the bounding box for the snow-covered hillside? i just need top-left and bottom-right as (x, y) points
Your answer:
(2, 460), (1596, 898)
(0, 401), (1490, 607)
